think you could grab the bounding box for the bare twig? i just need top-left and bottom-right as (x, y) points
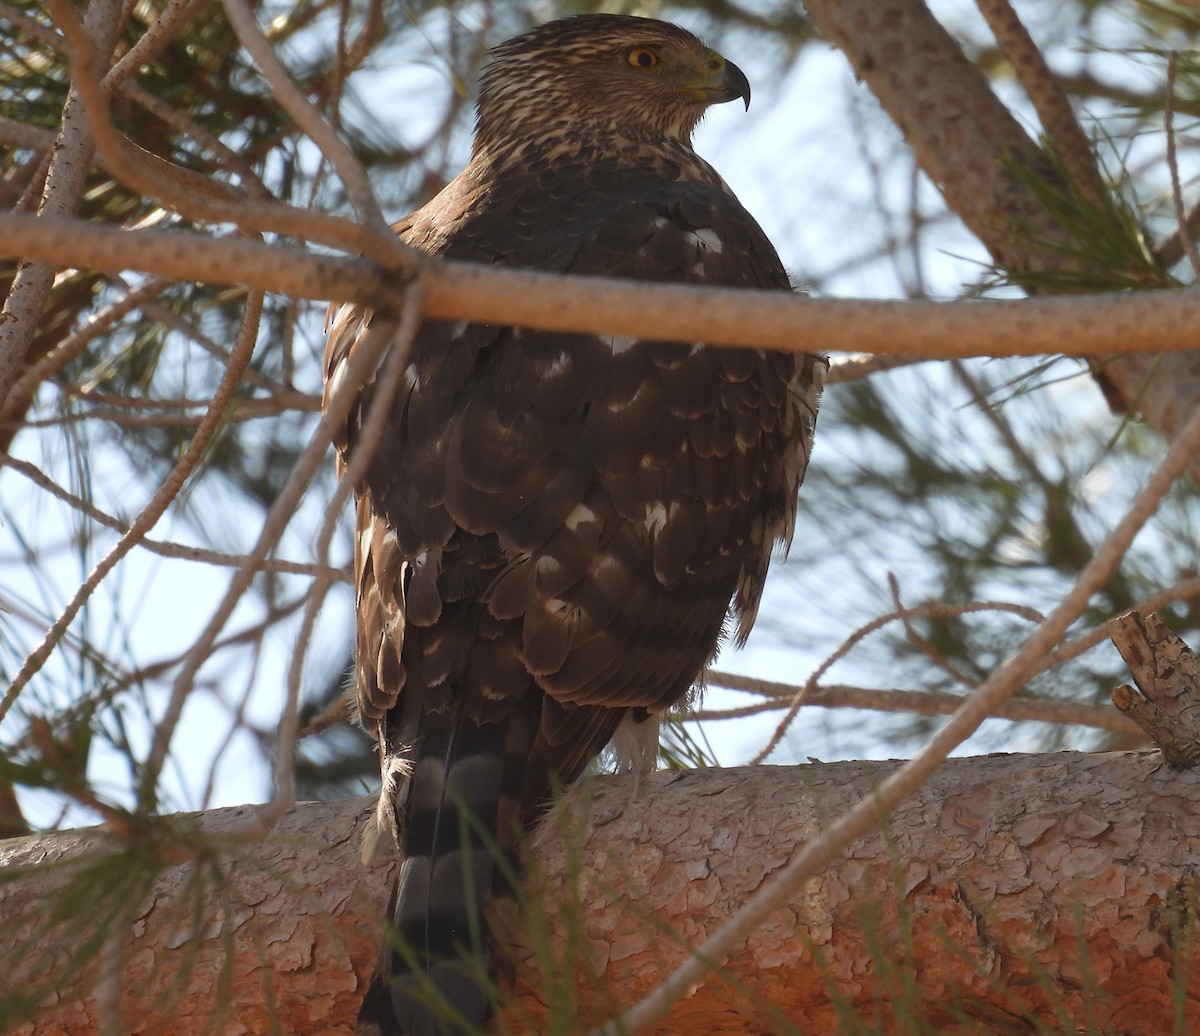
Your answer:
(7, 151), (54, 214)
(103, 0), (210, 91)
(1164, 51), (1200, 279)
(46, 0), (260, 211)
(43, 0), (407, 262)
(337, 0), (385, 79)
(699, 674), (1142, 735)
(0, 116), (57, 152)
(59, 593), (313, 711)
(300, 693), (351, 737)
(10, 391), (318, 430)
(136, 296), (298, 396)
(1, 213), (402, 314)
(4, 0), (262, 202)
(121, 81), (268, 197)
(889, 572), (978, 690)
(749, 599), (1044, 764)
(0, 290), (263, 727)
(127, 293), (271, 808)
(219, 0), (387, 232)
(56, 386), (314, 415)
(0, 279), (170, 427)
(1042, 574), (1200, 669)
(707, 571), (1200, 741)
(0, 0), (126, 410)
(973, 0), (1108, 209)
(0, 453), (347, 581)
(826, 353), (932, 383)
(1153, 198), (1200, 271)
(710, 564), (1200, 737)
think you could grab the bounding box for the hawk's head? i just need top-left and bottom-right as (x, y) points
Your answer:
(475, 14), (751, 150)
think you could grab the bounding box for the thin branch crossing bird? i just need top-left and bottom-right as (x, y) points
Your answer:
(324, 14), (826, 1034)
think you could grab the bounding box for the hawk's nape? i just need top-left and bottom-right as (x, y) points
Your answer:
(324, 14), (826, 1035)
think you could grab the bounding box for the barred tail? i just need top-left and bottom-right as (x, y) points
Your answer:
(355, 704), (530, 1036)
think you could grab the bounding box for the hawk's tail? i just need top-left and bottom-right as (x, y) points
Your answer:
(355, 702), (531, 1036)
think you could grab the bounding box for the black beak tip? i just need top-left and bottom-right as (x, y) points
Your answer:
(727, 58), (751, 111)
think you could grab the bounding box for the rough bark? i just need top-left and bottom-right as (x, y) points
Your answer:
(2, 750), (1198, 1035)
(802, 0), (1200, 485)
(1112, 612), (1200, 766)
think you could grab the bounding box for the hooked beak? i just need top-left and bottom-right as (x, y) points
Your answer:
(689, 53), (752, 111)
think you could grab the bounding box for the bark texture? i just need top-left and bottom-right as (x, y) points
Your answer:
(2, 750), (1199, 1034)
(1112, 612), (1200, 766)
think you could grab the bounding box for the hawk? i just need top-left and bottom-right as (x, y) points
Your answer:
(325, 14), (826, 1035)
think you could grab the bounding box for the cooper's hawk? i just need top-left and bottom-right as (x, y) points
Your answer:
(325, 14), (826, 1035)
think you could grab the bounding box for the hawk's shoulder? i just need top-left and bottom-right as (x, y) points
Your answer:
(564, 175), (791, 293)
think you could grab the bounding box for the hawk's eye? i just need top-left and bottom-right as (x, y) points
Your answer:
(627, 47), (660, 68)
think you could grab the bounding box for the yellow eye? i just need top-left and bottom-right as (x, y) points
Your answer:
(627, 47), (660, 68)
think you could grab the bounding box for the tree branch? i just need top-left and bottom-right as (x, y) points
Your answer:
(1111, 611), (1200, 765)
(0, 0), (125, 409)
(4, 752), (1197, 1034)
(6, 213), (1200, 359)
(802, 0), (1200, 485)
(703, 672), (1143, 736)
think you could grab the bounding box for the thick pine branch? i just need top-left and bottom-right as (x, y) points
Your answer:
(3, 751), (1197, 1035)
(3, 214), (1200, 362)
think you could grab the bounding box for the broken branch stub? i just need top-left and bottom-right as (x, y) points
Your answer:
(1111, 611), (1200, 766)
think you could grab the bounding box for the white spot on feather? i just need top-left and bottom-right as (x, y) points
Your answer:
(593, 553), (628, 587)
(601, 334), (638, 355)
(688, 227), (723, 253)
(543, 349), (571, 378)
(643, 502), (667, 537)
(565, 502), (598, 530)
(535, 554), (566, 583)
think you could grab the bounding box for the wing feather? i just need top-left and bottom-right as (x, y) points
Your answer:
(328, 163), (824, 789)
